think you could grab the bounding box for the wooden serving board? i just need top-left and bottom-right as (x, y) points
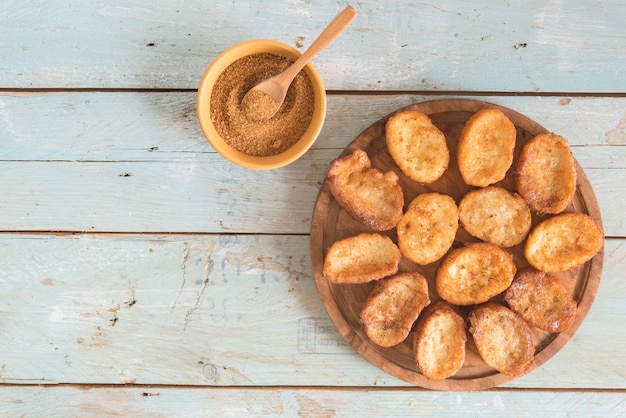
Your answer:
(310, 99), (604, 391)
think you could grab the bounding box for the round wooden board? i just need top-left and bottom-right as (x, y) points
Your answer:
(310, 99), (604, 391)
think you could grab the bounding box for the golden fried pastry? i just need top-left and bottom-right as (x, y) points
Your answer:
(524, 212), (603, 272)
(397, 192), (459, 265)
(457, 108), (516, 187)
(385, 110), (449, 184)
(323, 233), (400, 284)
(436, 242), (516, 306)
(458, 186), (532, 247)
(505, 269), (577, 332)
(413, 301), (467, 380)
(361, 272), (430, 347)
(327, 149), (404, 231)
(515, 132), (577, 214)
(468, 303), (535, 377)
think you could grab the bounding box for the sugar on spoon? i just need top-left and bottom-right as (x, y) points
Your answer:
(241, 5), (357, 121)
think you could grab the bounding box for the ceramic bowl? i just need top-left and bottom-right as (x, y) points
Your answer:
(197, 40), (327, 170)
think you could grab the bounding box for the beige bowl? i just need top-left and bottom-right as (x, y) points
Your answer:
(197, 40), (327, 170)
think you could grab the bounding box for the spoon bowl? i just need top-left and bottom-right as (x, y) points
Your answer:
(197, 39), (327, 170)
(241, 5), (357, 120)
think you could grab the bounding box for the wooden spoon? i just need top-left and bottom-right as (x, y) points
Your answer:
(241, 5), (357, 120)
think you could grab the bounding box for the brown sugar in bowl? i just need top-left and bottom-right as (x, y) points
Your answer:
(197, 40), (327, 170)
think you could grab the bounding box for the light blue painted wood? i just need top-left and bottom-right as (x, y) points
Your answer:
(0, 157), (320, 234)
(0, 93), (624, 235)
(0, 1), (624, 91)
(1, 0), (625, 409)
(0, 233), (400, 386)
(0, 234), (623, 388)
(1, 93), (625, 160)
(1, 386), (625, 417)
(0, 157), (622, 235)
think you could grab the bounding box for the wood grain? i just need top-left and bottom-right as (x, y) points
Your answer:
(1, 386), (625, 417)
(1, 93), (625, 159)
(0, 233), (623, 389)
(1, 0), (625, 413)
(1, 1), (624, 92)
(311, 99), (604, 390)
(0, 93), (624, 235)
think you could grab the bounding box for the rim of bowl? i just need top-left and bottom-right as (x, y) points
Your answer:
(197, 39), (327, 170)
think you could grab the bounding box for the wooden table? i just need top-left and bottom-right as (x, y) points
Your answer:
(1, 1), (625, 416)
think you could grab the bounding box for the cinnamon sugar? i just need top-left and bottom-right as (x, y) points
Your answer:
(210, 53), (315, 157)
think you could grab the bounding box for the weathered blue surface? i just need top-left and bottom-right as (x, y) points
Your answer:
(0, 1), (624, 91)
(0, 1), (625, 416)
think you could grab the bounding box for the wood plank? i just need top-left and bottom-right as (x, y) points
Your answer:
(0, 157), (622, 236)
(2, 93), (626, 160)
(0, 1), (624, 92)
(2, 0), (624, 411)
(0, 157), (319, 234)
(1, 386), (625, 417)
(1, 93), (624, 235)
(0, 234), (624, 389)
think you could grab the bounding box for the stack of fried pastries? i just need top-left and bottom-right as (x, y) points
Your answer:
(321, 107), (603, 382)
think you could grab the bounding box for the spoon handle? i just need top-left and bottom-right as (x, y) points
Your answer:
(280, 6), (358, 83)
